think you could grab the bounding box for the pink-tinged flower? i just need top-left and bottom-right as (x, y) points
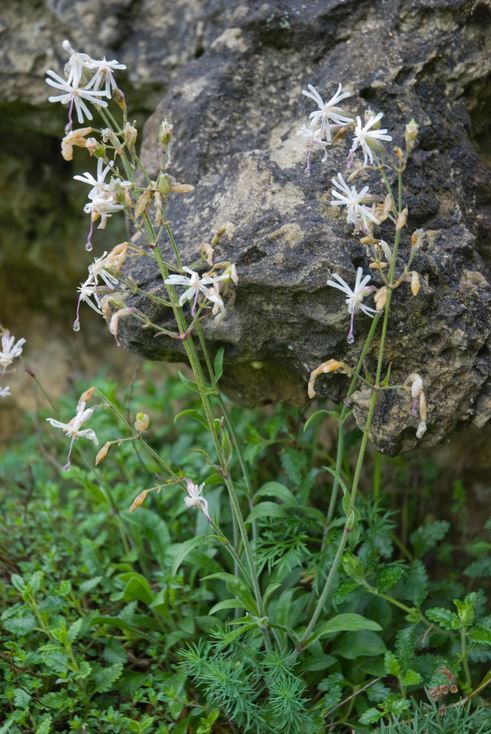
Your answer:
(349, 112), (392, 166)
(45, 70), (109, 130)
(184, 479), (211, 522)
(301, 83), (353, 143)
(330, 173), (380, 232)
(165, 267), (225, 316)
(327, 267), (376, 344)
(0, 332), (26, 373)
(297, 124), (329, 174)
(46, 401), (98, 471)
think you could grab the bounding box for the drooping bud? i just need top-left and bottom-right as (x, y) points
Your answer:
(134, 412), (150, 433)
(95, 441), (111, 466)
(129, 489), (148, 512)
(393, 146), (404, 162)
(109, 307), (136, 346)
(61, 127), (93, 161)
(308, 359), (347, 399)
(369, 261), (389, 270)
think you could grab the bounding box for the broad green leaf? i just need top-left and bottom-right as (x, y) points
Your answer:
(307, 613), (382, 645)
(246, 501), (288, 524)
(209, 599), (245, 615)
(213, 347), (225, 383)
(170, 535), (215, 576)
(255, 482), (296, 505)
(173, 408), (208, 430)
(118, 572), (154, 605)
(333, 630), (386, 660)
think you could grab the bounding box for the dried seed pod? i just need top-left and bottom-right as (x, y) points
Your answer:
(95, 441), (111, 466)
(129, 489), (148, 512)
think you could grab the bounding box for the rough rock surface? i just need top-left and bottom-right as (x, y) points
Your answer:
(117, 0), (491, 453)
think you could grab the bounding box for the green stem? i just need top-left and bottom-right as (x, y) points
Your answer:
(298, 169), (404, 650)
(461, 629), (472, 689)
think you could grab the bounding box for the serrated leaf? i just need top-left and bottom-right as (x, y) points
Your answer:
(3, 615), (37, 636)
(384, 651), (401, 677)
(401, 669), (422, 686)
(410, 520), (450, 557)
(68, 619), (83, 643)
(469, 626), (491, 645)
(359, 708), (384, 725)
(79, 576), (103, 593)
(426, 607), (461, 630)
(94, 662), (124, 693)
(10, 574), (25, 593)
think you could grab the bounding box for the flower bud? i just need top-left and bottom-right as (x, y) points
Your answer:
(405, 119), (419, 154)
(159, 120), (173, 147)
(410, 271), (420, 296)
(79, 386), (96, 404)
(129, 489), (148, 512)
(123, 121), (138, 149)
(113, 87), (126, 110)
(95, 441), (111, 466)
(396, 207), (409, 231)
(411, 228), (425, 249)
(134, 412), (150, 433)
(374, 286), (388, 311)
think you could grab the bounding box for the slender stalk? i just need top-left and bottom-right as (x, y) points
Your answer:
(461, 629), (472, 689)
(298, 169), (404, 650)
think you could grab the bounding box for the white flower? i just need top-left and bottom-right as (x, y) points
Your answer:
(46, 401), (98, 470)
(89, 251), (120, 289)
(165, 267), (224, 314)
(74, 157), (114, 192)
(0, 386), (11, 398)
(86, 57), (126, 97)
(349, 112), (392, 166)
(206, 285), (226, 320)
(0, 332), (26, 373)
(75, 159), (127, 245)
(301, 83), (353, 143)
(45, 70), (109, 128)
(327, 267), (376, 343)
(184, 479), (211, 522)
(73, 277), (103, 332)
(330, 173), (380, 232)
(61, 39), (94, 87)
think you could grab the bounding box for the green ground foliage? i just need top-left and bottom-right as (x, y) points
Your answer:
(1, 369), (490, 733)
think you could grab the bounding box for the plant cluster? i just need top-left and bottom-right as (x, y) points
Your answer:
(0, 41), (490, 733)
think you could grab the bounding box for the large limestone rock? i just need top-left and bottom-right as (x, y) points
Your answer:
(117, 0), (491, 453)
